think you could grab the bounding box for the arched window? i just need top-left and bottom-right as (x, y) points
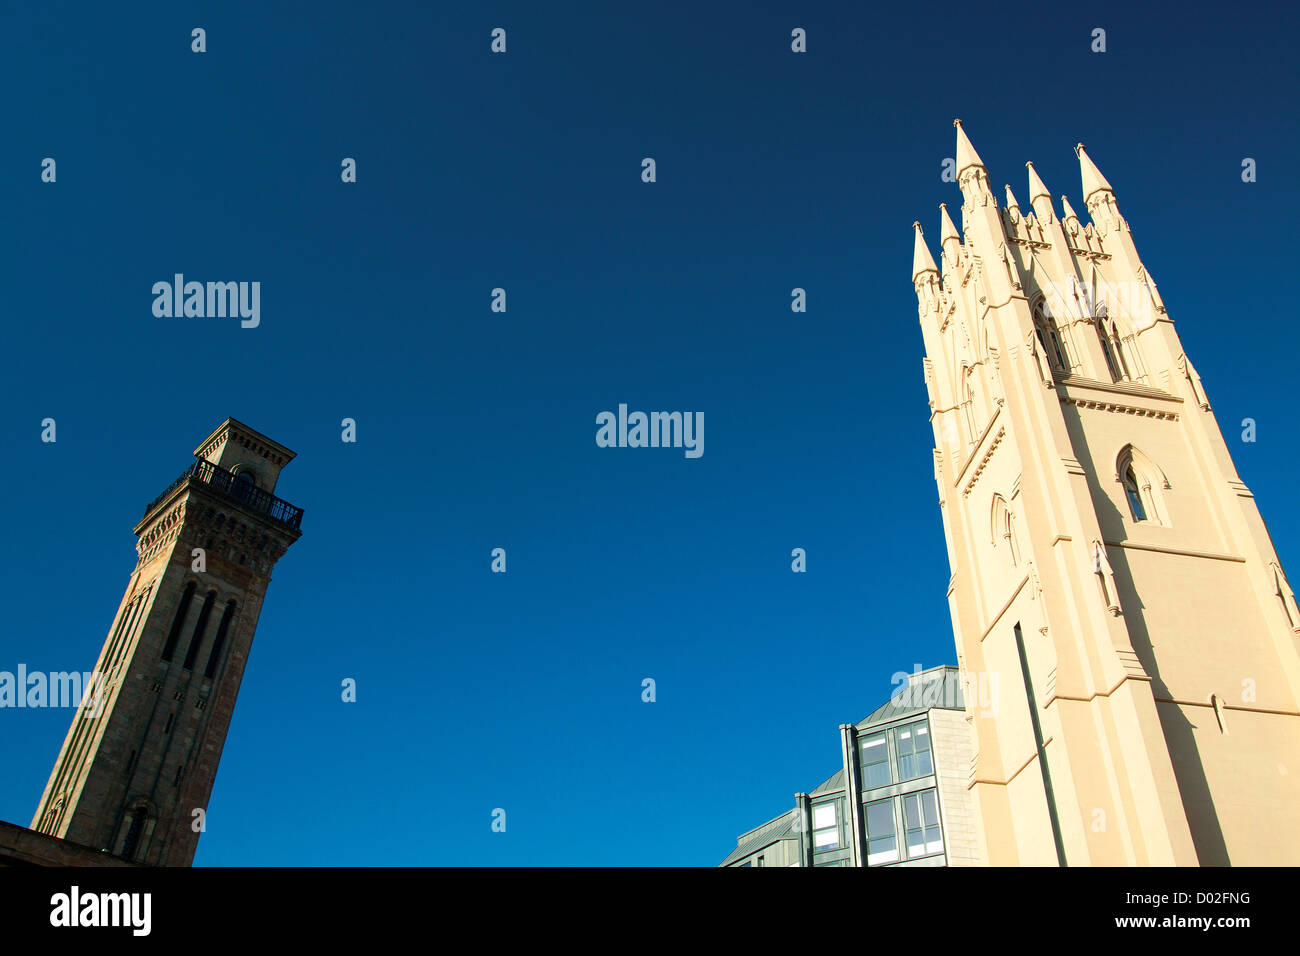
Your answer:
(121, 807), (148, 861)
(1034, 302), (1069, 371)
(1117, 446), (1168, 526)
(160, 581), (197, 662)
(1121, 465), (1147, 521)
(204, 601), (237, 679)
(232, 470), (256, 503)
(1098, 320), (1121, 381)
(182, 590), (217, 671)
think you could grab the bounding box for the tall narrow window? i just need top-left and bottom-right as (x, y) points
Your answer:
(864, 799), (899, 865)
(1112, 324), (1135, 380)
(204, 601), (237, 679)
(1047, 326), (1069, 369)
(1034, 304), (1069, 371)
(902, 790), (944, 858)
(121, 808), (147, 861)
(160, 582), (197, 662)
(1122, 465), (1147, 522)
(1098, 323), (1121, 381)
(860, 733), (891, 789)
(182, 590), (217, 671)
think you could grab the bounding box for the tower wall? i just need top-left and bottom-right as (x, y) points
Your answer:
(913, 123), (1300, 866)
(31, 419), (302, 865)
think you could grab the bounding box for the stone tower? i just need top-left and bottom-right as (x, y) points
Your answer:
(30, 418), (303, 865)
(911, 121), (1300, 865)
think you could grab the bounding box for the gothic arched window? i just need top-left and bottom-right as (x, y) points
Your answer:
(1122, 465), (1147, 521)
(1034, 302), (1069, 371)
(1098, 320), (1121, 381)
(1117, 446), (1168, 526)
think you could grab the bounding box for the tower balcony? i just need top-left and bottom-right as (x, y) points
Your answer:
(143, 459), (305, 531)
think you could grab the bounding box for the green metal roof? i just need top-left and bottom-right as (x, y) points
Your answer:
(857, 665), (964, 729)
(810, 768), (846, 795)
(719, 810), (798, 867)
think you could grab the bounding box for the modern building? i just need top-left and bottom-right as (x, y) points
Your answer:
(910, 122), (1300, 865)
(0, 418), (303, 866)
(720, 665), (979, 867)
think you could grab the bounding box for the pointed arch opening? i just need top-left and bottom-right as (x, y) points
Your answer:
(116, 798), (158, 863)
(1033, 298), (1070, 372)
(1116, 445), (1169, 526)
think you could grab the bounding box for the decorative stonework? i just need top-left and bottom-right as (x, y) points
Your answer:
(961, 425), (1005, 499)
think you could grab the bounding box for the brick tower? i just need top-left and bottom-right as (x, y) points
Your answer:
(30, 419), (303, 865)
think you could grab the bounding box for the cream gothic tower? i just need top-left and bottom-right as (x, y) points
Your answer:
(29, 419), (303, 865)
(911, 121), (1300, 866)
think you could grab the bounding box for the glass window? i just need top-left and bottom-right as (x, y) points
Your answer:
(1123, 465), (1147, 521)
(812, 802), (839, 850)
(895, 721), (933, 780)
(1099, 325), (1121, 381)
(865, 799), (898, 865)
(860, 732), (891, 789)
(903, 789), (944, 858)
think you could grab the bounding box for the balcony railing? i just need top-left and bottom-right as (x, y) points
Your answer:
(143, 459), (304, 531)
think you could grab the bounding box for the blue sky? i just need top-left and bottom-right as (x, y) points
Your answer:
(0, 2), (1296, 865)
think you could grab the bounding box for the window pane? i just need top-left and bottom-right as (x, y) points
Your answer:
(868, 835), (899, 865)
(907, 826), (925, 856)
(861, 733), (890, 788)
(812, 803), (836, 830)
(865, 799), (896, 863)
(903, 793), (920, 829)
(896, 721), (931, 780)
(922, 790), (940, 827)
(814, 827), (838, 850)
(926, 825), (944, 854)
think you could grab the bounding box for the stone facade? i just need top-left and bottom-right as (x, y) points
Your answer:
(928, 707), (980, 867)
(912, 122), (1300, 865)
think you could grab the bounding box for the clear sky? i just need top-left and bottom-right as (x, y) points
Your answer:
(0, 2), (1296, 865)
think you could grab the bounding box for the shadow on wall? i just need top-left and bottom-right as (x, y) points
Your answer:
(1064, 405), (1229, 866)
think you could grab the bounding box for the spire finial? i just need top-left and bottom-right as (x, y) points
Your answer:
(912, 222), (939, 280)
(939, 203), (960, 244)
(955, 120), (986, 176)
(1076, 142), (1115, 202)
(1025, 162), (1056, 221)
